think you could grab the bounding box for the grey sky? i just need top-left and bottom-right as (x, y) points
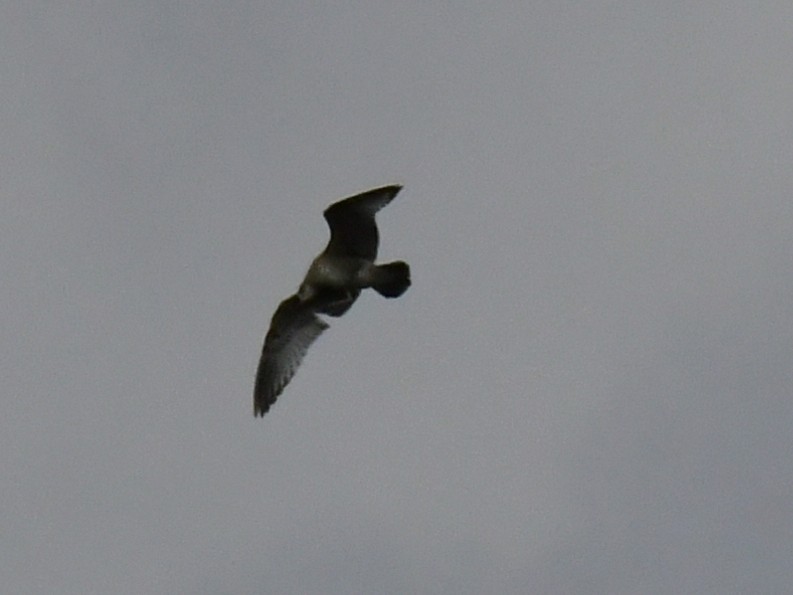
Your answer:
(3, 2), (793, 593)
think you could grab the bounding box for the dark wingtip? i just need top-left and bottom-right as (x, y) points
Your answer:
(367, 183), (402, 195)
(385, 184), (403, 197)
(253, 401), (269, 417)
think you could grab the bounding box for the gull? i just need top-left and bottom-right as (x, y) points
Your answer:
(253, 185), (411, 417)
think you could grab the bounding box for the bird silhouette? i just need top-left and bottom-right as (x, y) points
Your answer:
(253, 185), (410, 417)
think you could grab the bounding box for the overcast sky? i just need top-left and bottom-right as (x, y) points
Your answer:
(4, 2), (793, 594)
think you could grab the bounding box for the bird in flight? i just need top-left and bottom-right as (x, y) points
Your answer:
(253, 185), (411, 417)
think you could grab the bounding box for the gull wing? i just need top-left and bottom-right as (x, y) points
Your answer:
(323, 185), (402, 260)
(253, 295), (329, 416)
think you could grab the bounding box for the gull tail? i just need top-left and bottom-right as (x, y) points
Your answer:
(371, 261), (411, 298)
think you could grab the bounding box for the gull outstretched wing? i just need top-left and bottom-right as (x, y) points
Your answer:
(254, 295), (329, 416)
(323, 185), (402, 260)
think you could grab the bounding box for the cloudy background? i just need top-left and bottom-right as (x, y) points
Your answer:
(3, 2), (793, 593)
